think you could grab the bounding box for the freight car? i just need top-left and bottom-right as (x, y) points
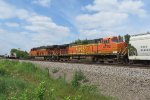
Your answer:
(30, 36), (128, 63)
(129, 33), (150, 64)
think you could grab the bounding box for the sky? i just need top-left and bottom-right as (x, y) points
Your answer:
(0, 0), (150, 55)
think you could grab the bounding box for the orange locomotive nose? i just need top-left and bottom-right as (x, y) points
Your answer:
(98, 36), (127, 55)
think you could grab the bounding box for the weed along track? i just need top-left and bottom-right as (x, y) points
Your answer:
(21, 60), (150, 100)
(0, 59), (114, 100)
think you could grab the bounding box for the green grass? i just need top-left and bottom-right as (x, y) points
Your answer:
(0, 60), (116, 100)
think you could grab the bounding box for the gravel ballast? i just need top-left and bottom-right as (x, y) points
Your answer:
(23, 60), (150, 100)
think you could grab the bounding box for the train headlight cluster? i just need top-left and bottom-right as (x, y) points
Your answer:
(113, 51), (117, 53)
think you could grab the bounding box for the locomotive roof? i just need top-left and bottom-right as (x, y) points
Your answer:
(131, 32), (150, 37)
(102, 36), (121, 39)
(31, 38), (103, 50)
(31, 44), (69, 50)
(130, 33), (150, 40)
(70, 38), (102, 46)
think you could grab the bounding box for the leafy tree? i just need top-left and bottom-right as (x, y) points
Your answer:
(73, 39), (89, 45)
(124, 34), (138, 56)
(118, 35), (123, 42)
(74, 39), (82, 45)
(10, 49), (29, 59)
(124, 34), (130, 45)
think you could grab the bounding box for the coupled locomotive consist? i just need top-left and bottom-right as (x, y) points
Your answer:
(30, 36), (128, 63)
(30, 33), (150, 64)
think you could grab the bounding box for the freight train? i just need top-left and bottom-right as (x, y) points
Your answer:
(29, 33), (150, 64)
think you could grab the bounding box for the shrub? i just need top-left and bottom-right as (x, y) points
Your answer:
(0, 78), (6, 94)
(71, 71), (79, 87)
(19, 90), (28, 100)
(35, 81), (46, 100)
(0, 77), (26, 98)
(74, 95), (82, 100)
(79, 85), (97, 93)
(48, 88), (55, 100)
(0, 60), (114, 100)
(0, 67), (7, 76)
(64, 95), (82, 100)
(16, 62), (38, 73)
(52, 68), (59, 73)
(63, 73), (67, 84)
(64, 96), (71, 100)
(71, 70), (86, 87)
(76, 70), (86, 81)
(11, 96), (17, 100)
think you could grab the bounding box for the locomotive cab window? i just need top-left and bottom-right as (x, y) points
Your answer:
(112, 38), (118, 43)
(102, 39), (110, 44)
(112, 37), (123, 43)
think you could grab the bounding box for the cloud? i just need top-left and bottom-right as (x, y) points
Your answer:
(0, 0), (149, 55)
(0, 29), (29, 55)
(76, 12), (128, 29)
(24, 15), (71, 44)
(5, 22), (19, 27)
(119, 0), (147, 18)
(32, 0), (51, 7)
(85, 0), (146, 17)
(85, 0), (118, 12)
(76, 0), (147, 39)
(0, 0), (16, 19)
(0, 0), (73, 54)
(0, 0), (32, 20)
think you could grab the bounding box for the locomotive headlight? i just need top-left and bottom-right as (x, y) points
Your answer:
(113, 51), (117, 53)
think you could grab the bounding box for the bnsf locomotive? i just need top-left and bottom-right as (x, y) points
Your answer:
(29, 33), (150, 64)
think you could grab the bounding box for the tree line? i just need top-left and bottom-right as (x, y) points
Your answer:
(10, 49), (29, 59)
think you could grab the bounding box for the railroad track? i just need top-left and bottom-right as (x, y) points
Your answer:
(15, 58), (150, 70)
